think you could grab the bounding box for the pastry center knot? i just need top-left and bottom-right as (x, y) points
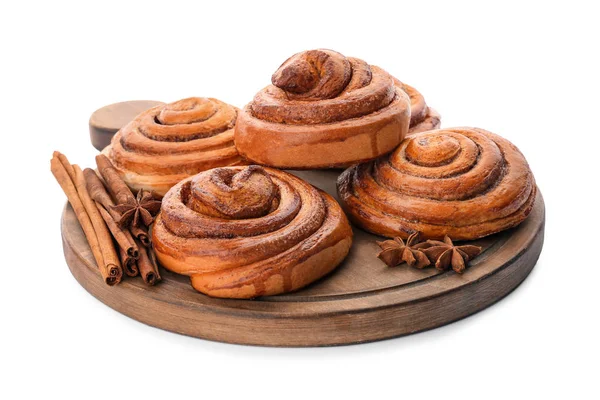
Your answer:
(271, 49), (352, 101)
(187, 166), (278, 219)
(405, 134), (461, 167)
(157, 97), (217, 125)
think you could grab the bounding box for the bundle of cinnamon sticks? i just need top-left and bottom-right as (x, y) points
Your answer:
(51, 151), (161, 286)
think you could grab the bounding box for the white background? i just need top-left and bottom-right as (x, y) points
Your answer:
(1, 1), (599, 399)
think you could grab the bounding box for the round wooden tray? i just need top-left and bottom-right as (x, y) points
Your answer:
(61, 168), (545, 347)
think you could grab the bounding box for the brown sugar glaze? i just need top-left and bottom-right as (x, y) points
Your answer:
(337, 127), (536, 240)
(153, 166), (353, 298)
(234, 49), (412, 169)
(106, 97), (243, 196)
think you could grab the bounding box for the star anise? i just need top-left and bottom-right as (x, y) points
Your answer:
(111, 189), (162, 229)
(377, 232), (431, 269)
(421, 235), (482, 274)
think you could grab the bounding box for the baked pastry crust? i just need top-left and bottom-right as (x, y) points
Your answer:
(337, 127), (537, 240)
(104, 97), (242, 196)
(397, 80), (441, 135)
(234, 49), (411, 169)
(153, 166), (353, 298)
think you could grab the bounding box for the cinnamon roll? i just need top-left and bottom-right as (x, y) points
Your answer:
(234, 49), (411, 169)
(104, 97), (242, 196)
(396, 80), (441, 135)
(153, 165), (353, 298)
(337, 128), (537, 240)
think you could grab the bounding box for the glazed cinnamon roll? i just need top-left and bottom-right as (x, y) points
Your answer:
(337, 128), (537, 240)
(234, 49), (411, 169)
(105, 97), (242, 196)
(396, 80), (441, 135)
(153, 166), (353, 298)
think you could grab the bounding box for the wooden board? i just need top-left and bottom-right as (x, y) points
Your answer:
(61, 169), (545, 347)
(89, 100), (164, 150)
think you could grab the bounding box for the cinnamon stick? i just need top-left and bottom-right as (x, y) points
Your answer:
(131, 225), (150, 246)
(73, 165), (123, 285)
(95, 154), (135, 204)
(91, 159), (156, 247)
(85, 168), (140, 257)
(54, 151), (76, 182)
(119, 246), (139, 277)
(84, 168), (114, 209)
(86, 168), (134, 227)
(51, 152), (119, 285)
(95, 201), (139, 259)
(147, 246), (160, 277)
(135, 239), (161, 285)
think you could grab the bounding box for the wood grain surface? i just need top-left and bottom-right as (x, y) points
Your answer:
(89, 100), (164, 150)
(61, 169), (545, 347)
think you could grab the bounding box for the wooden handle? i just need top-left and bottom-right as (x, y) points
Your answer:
(88, 100), (164, 150)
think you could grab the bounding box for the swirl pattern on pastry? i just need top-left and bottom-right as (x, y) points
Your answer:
(234, 49), (411, 169)
(105, 97), (242, 196)
(153, 165), (353, 298)
(395, 79), (441, 135)
(337, 127), (537, 240)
